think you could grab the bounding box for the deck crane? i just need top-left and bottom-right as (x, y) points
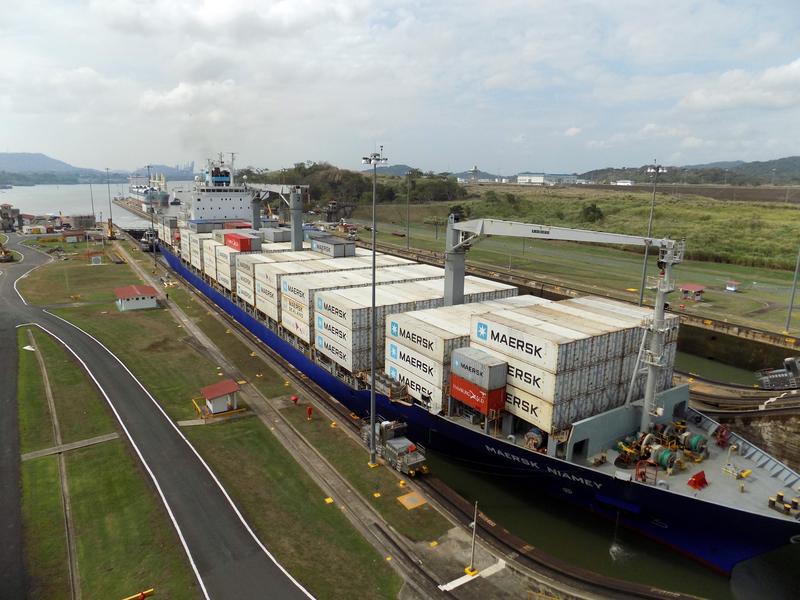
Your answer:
(248, 183), (310, 251)
(443, 214), (685, 435)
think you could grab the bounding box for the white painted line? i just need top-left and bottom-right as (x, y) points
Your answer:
(12, 242), (53, 305)
(437, 559), (506, 592)
(21, 322), (212, 600)
(40, 311), (315, 599)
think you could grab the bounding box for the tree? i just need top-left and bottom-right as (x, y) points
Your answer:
(579, 202), (604, 222)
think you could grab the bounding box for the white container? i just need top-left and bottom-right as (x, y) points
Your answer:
(569, 296), (680, 345)
(189, 233), (212, 269)
(315, 313), (358, 346)
(281, 310), (311, 342)
(202, 239), (222, 280)
(315, 329), (382, 373)
(237, 273), (255, 305)
(259, 241), (311, 252)
(235, 253), (275, 277)
(386, 315), (465, 365)
(282, 294), (310, 323)
(472, 342), (623, 402)
(385, 339), (446, 386)
(384, 359), (443, 414)
(254, 281), (278, 303)
(470, 312), (592, 373)
(451, 347), (507, 390)
(255, 292), (280, 321)
(503, 383), (555, 433)
(313, 284), (439, 330)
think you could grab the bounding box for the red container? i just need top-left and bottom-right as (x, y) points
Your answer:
(449, 373), (504, 415)
(224, 233), (252, 252)
(223, 220), (251, 229)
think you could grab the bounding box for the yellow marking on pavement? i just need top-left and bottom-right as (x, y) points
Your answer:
(398, 491), (427, 510)
(324, 497), (334, 504)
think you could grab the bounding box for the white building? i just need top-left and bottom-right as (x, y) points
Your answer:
(613, 180), (634, 186)
(114, 284), (158, 311)
(200, 379), (240, 414)
(517, 172), (578, 186)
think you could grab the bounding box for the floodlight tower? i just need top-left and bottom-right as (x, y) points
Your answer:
(638, 161), (667, 306)
(361, 146), (388, 466)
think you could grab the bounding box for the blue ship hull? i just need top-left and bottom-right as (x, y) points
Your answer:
(161, 244), (800, 574)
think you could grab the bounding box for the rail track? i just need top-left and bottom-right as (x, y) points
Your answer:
(151, 243), (705, 600)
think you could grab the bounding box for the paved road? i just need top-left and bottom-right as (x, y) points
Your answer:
(0, 234), (312, 600)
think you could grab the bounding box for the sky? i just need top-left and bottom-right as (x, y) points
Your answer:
(1, 0), (799, 174)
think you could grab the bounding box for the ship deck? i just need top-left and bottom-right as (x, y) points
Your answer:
(446, 411), (800, 522)
(584, 415), (800, 522)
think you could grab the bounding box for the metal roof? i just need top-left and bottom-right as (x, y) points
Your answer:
(200, 379), (240, 400)
(114, 285), (158, 300)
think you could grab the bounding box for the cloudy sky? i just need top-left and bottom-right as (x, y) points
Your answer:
(2, 0), (799, 174)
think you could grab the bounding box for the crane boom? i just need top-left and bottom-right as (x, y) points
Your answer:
(451, 218), (672, 249)
(443, 214), (685, 436)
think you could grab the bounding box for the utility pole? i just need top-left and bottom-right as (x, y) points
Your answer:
(638, 161), (667, 306)
(105, 168), (114, 239)
(465, 500), (479, 576)
(785, 247), (800, 333)
(146, 164), (157, 270)
(406, 170), (411, 249)
(89, 182), (96, 226)
(361, 146), (387, 466)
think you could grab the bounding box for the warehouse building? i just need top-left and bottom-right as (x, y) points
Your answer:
(517, 172), (578, 186)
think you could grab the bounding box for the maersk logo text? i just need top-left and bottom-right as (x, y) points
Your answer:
(476, 322), (488, 340)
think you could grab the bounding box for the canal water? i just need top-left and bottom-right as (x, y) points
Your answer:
(0, 182), (192, 229)
(675, 352), (758, 386)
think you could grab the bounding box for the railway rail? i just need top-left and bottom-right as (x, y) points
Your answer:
(150, 238), (705, 600)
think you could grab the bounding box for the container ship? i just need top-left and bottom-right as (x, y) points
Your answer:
(128, 172), (170, 211)
(152, 158), (800, 576)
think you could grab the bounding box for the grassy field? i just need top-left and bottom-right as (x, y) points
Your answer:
(16, 328), (54, 454)
(17, 327), (199, 600)
(66, 440), (199, 600)
(29, 328), (116, 444)
(53, 302), (221, 420)
(186, 419), (403, 600)
(18, 238), (136, 304)
(20, 457), (69, 600)
(352, 192), (800, 333)
(169, 286), (292, 397)
(282, 404), (449, 542)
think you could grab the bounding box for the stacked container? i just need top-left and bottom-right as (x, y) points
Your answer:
(309, 236), (356, 257)
(263, 227), (292, 242)
(313, 283), (445, 373)
(202, 239), (223, 280)
(449, 347), (507, 425)
(383, 296), (537, 413)
(281, 264), (445, 343)
(189, 233), (213, 271)
(179, 228), (191, 261)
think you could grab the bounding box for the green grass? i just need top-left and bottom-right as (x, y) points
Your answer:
(17, 239), (136, 305)
(352, 197), (800, 334)
(20, 457), (70, 600)
(53, 302), (222, 420)
(186, 419), (403, 600)
(282, 404), (450, 542)
(29, 328), (116, 444)
(17, 328), (55, 454)
(66, 440), (199, 600)
(169, 286), (291, 397)
(0, 232), (7, 244)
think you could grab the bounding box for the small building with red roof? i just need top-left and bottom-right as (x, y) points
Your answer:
(200, 379), (240, 414)
(725, 280), (740, 293)
(114, 284), (158, 311)
(680, 283), (705, 302)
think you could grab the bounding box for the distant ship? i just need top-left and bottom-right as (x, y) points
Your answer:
(128, 173), (169, 211)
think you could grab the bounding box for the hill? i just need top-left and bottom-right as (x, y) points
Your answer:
(132, 162), (195, 180)
(581, 156), (800, 186)
(0, 152), (79, 172)
(366, 164), (419, 177)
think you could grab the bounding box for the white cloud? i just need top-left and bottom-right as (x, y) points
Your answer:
(564, 127), (581, 137)
(680, 58), (800, 111)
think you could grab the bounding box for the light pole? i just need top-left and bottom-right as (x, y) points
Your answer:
(105, 168), (114, 239)
(406, 170), (411, 249)
(785, 248), (800, 333)
(638, 161), (667, 306)
(361, 146), (387, 466)
(89, 182), (96, 226)
(146, 164), (157, 268)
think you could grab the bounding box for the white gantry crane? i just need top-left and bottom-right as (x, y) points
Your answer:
(443, 214), (686, 435)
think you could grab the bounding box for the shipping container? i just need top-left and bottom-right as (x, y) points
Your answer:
(260, 241), (311, 252)
(471, 342), (622, 402)
(568, 296), (680, 345)
(224, 232), (254, 252)
(236, 273), (255, 305)
(262, 227), (292, 242)
(385, 339), (447, 386)
(309, 236), (356, 257)
(202, 239), (223, 280)
(316, 329), (384, 373)
(449, 373), (505, 415)
(503, 383), (555, 433)
(451, 347), (507, 390)
(384, 358), (443, 414)
(281, 311), (311, 341)
(235, 253), (276, 277)
(255, 292), (280, 321)
(189, 232), (213, 269)
(470, 312), (596, 373)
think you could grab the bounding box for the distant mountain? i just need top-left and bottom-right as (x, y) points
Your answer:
(0, 152), (80, 173)
(683, 160), (745, 170)
(365, 164), (420, 176)
(452, 169), (501, 180)
(581, 156), (800, 185)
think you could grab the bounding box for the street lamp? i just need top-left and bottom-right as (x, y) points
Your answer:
(105, 168), (114, 239)
(638, 161), (667, 306)
(362, 146), (388, 466)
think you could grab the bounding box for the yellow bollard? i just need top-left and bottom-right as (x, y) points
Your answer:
(121, 588), (155, 600)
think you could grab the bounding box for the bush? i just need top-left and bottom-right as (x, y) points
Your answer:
(579, 203), (604, 223)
